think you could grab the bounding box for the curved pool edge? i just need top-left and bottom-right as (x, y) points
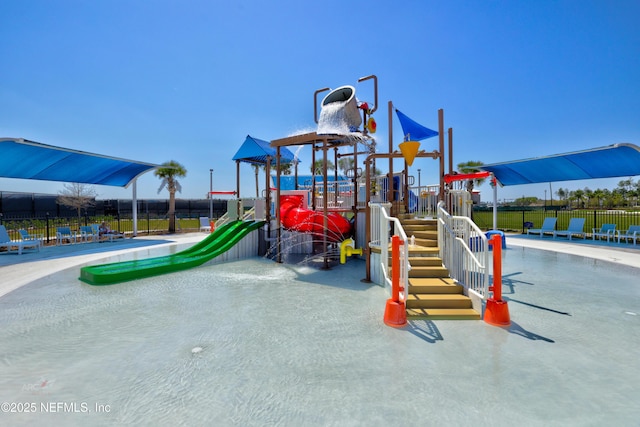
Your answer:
(506, 233), (640, 269)
(0, 233), (205, 299)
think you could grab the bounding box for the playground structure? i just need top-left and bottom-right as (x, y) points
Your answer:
(80, 75), (501, 325)
(205, 74), (488, 280)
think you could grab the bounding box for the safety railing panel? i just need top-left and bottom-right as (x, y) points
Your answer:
(408, 184), (440, 218)
(437, 201), (489, 299)
(369, 202), (409, 302)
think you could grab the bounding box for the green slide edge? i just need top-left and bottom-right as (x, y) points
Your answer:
(79, 220), (265, 286)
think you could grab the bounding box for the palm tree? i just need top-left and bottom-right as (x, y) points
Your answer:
(573, 189), (585, 208)
(338, 157), (355, 176)
(592, 188), (605, 208)
(456, 160), (485, 192)
(252, 164), (261, 197)
(311, 159), (335, 175)
(155, 160), (187, 233)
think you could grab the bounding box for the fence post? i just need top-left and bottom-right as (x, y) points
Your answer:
(45, 213), (50, 243)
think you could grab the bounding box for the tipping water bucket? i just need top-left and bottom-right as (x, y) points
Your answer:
(317, 85), (362, 134)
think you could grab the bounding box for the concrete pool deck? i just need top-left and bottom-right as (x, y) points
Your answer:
(0, 232), (206, 298)
(505, 233), (640, 268)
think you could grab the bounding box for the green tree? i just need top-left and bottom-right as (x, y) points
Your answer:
(338, 157), (355, 176)
(573, 189), (585, 208)
(583, 187), (594, 207)
(310, 159), (335, 175)
(155, 160), (187, 233)
(456, 160), (485, 192)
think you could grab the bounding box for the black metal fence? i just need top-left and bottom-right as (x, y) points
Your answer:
(0, 192), (228, 219)
(0, 193), (233, 245)
(472, 206), (640, 235)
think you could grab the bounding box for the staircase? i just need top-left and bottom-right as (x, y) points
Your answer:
(400, 216), (481, 320)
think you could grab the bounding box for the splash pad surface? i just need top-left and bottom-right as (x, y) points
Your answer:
(1, 243), (639, 425)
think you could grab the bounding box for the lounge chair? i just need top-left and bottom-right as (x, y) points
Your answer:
(592, 223), (616, 242)
(97, 224), (125, 242)
(617, 225), (640, 245)
(80, 225), (99, 242)
(18, 229), (44, 248)
(526, 217), (557, 238)
(56, 227), (78, 245)
(554, 218), (586, 240)
(1, 225), (40, 254)
(199, 217), (211, 232)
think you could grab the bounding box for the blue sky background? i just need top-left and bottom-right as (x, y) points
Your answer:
(1, 0), (639, 203)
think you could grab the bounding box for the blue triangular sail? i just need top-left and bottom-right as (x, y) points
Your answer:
(395, 109), (438, 141)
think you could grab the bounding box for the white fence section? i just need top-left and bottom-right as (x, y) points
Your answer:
(215, 199), (261, 228)
(445, 190), (473, 218)
(408, 184), (440, 218)
(368, 202), (409, 302)
(437, 201), (489, 302)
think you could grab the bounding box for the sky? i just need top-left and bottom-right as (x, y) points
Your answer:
(1, 0), (639, 203)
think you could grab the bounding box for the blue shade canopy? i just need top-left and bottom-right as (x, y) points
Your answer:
(395, 109), (439, 141)
(480, 143), (640, 186)
(0, 138), (160, 187)
(232, 135), (296, 165)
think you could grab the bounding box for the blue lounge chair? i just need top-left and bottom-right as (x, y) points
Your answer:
(592, 223), (616, 242)
(1, 225), (40, 254)
(617, 225), (640, 245)
(18, 229), (44, 248)
(199, 217), (211, 232)
(56, 227), (77, 245)
(554, 218), (586, 240)
(526, 217), (557, 238)
(80, 225), (99, 242)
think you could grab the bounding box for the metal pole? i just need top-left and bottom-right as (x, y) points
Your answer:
(209, 169), (213, 220)
(493, 175), (498, 230)
(388, 101), (393, 208)
(438, 109), (445, 201)
(132, 179), (138, 237)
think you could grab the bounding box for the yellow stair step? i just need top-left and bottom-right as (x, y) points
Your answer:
(406, 308), (481, 320)
(406, 293), (473, 309)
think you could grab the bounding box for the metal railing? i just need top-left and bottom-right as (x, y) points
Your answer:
(437, 201), (489, 299)
(214, 199), (262, 229)
(369, 202), (409, 302)
(408, 184), (440, 218)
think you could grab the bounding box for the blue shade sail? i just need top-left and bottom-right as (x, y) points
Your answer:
(0, 138), (160, 187)
(395, 109), (439, 141)
(480, 143), (640, 186)
(232, 135), (295, 165)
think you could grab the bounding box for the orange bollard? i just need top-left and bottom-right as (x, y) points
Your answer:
(484, 233), (511, 326)
(384, 235), (408, 328)
(210, 221), (215, 234)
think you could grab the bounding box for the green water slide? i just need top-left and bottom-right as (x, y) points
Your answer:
(79, 220), (265, 285)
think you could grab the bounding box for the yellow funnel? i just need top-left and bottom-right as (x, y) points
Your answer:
(399, 141), (420, 166)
